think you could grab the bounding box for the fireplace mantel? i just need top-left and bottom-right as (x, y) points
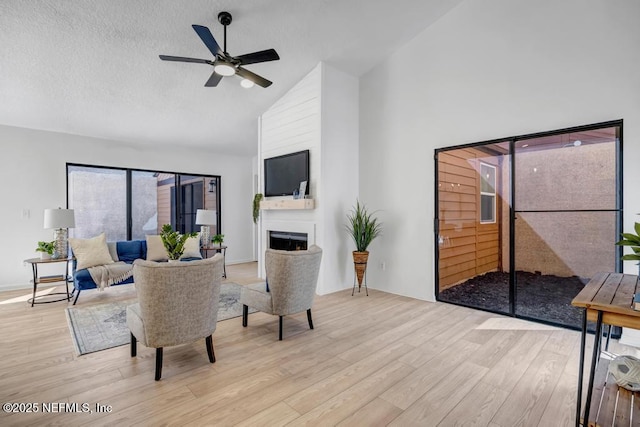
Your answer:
(260, 198), (315, 210)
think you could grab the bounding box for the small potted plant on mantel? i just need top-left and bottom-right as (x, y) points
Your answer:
(36, 241), (55, 260)
(160, 224), (197, 262)
(346, 200), (382, 294)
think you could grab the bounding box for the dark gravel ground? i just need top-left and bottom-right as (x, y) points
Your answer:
(439, 271), (589, 329)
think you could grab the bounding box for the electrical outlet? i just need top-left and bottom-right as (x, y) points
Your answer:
(22, 209), (30, 219)
(380, 261), (386, 271)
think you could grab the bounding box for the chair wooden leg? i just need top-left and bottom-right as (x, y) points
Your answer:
(279, 316), (283, 341)
(155, 348), (163, 381)
(307, 309), (314, 330)
(206, 335), (215, 363)
(130, 333), (137, 357)
(242, 304), (248, 327)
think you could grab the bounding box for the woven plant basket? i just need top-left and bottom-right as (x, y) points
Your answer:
(353, 251), (369, 288)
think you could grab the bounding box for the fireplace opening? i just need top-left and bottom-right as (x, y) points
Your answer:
(269, 231), (308, 251)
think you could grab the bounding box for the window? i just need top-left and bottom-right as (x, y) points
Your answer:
(480, 162), (496, 223)
(68, 164), (221, 240)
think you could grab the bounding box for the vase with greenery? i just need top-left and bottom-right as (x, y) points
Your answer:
(616, 222), (640, 269)
(36, 241), (55, 260)
(253, 193), (263, 224)
(212, 234), (225, 246)
(160, 224), (197, 261)
(346, 200), (382, 291)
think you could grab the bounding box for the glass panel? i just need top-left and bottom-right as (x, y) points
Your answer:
(156, 173), (176, 233)
(131, 171), (160, 240)
(515, 127), (617, 211)
(437, 142), (511, 314)
(514, 211), (617, 327)
(480, 195), (495, 223)
(513, 126), (619, 328)
(68, 165), (126, 241)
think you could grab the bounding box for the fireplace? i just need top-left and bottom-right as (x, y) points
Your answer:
(269, 231), (308, 251)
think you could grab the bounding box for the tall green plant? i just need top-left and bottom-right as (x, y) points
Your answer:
(160, 224), (197, 260)
(616, 222), (640, 262)
(346, 201), (382, 252)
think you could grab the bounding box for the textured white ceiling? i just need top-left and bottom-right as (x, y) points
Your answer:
(0, 0), (462, 156)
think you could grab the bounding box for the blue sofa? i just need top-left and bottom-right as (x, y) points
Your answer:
(72, 239), (204, 304)
(72, 240), (146, 304)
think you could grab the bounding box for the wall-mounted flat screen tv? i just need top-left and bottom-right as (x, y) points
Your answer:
(264, 150), (310, 197)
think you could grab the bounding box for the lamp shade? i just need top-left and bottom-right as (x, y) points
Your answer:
(195, 209), (217, 225)
(44, 208), (75, 229)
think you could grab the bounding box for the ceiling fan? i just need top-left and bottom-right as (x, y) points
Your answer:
(159, 11), (280, 88)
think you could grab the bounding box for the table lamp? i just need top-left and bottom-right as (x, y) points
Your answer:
(195, 209), (217, 247)
(44, 208), (75, 259)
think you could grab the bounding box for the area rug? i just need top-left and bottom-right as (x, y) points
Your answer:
(65, 282), (252, 355)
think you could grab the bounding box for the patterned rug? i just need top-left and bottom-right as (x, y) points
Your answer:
(65, 282), (252, 355)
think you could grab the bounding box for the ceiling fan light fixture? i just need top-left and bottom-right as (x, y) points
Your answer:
(240, 78), (254, 88)
(214, 62), (235, 76)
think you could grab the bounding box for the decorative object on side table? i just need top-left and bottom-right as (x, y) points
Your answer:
(212, 234), (225, 246)
(160, 224), (197, 262)
(346, 200), (382, 296)
(253, 193), (263, 223)
(43, 208), (75, 259)
(195, 209), (217, 247)
(36, 240), (55, 260)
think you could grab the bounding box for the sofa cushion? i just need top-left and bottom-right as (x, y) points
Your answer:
(69, 233), (114, 271)
(117, 240), (145, 263)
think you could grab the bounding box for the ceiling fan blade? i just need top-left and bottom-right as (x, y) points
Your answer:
(192, 25), (223, 58)
(204, 71), (223, 87)
(236, 67), (272, 88)
(159, 55), (212, 65)
(235, 49), (280, 65)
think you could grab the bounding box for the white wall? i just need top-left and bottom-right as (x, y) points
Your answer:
(0, 125), (254, 290)
(258, 63), (359, 294)
(359, 0), (640, 301)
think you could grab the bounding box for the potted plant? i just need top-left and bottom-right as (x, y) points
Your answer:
(346, 200), (382, 291)
(160, 224), (197, 261)
(616, 221), (640, 269)
(212, 234), (225, 246)
(36, 241), (55, 260)
(253, 193), (263, 224)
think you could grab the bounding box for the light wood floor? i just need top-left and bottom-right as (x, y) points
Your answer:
(1, 262), (639, 426)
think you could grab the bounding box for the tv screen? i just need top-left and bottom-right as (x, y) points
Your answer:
(264, 150), (310, 197)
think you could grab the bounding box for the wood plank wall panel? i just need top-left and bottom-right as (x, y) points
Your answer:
(261, 66), (321, 195)
(438, 148), (501, 290)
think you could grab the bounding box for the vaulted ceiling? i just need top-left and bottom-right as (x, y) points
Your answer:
(0, 0), (463, 156)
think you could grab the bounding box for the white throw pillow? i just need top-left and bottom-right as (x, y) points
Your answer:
(69, 233), (115, 271)
(146, 235), (168, 261)
(180, 233), (202, 259)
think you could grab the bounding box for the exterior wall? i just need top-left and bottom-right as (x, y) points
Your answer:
(438, 147), (501, 289)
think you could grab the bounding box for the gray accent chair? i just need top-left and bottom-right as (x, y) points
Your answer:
(126, 254), (223, 381)
(241, 245), (322, 340)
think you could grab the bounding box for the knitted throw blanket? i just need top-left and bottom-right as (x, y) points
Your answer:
(88, 262), (134, 291)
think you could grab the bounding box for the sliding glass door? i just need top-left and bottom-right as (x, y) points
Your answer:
(435, 121), (622, 329)
(436, 141), (511, 314)
(513, 127), (620, 327)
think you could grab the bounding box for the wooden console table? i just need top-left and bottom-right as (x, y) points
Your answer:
(571, 272), (640, 426)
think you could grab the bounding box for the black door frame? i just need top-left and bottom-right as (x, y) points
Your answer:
(434, 119), (623, 327)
